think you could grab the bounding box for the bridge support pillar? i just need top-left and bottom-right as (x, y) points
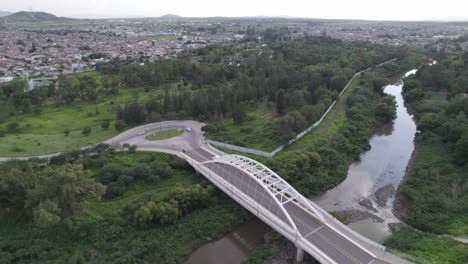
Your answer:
(296, 247), (304, 262)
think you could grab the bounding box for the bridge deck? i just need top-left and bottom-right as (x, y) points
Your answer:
(188, 147), (386, 264)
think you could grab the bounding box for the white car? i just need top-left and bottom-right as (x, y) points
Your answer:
(185, 127), (192, 132)
(137, 131), (146, 136)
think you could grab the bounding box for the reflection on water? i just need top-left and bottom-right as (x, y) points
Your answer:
(313, 73), (417, 242)
(182, 219), (269, 264)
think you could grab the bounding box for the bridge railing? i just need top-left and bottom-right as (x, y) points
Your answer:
(184, 156), (296, 236)
(206, 140), (273, 157)
(184, 155), (338, 264)
(311, 200), (387, 258)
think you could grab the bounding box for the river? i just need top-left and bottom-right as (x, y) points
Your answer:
(313, 69), (417, 243)
(183, 69), (418, 262)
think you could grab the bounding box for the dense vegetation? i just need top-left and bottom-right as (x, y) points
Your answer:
(0, 147), (250, 263)
(386, 51), (468, 263)
(269, 64), (402, 196)
(399, 52), (468, 235)
(105, 37), (402, 145)
(0, 37), (404, 155)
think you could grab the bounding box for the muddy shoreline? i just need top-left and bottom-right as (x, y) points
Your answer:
(392, 135), (418, 220)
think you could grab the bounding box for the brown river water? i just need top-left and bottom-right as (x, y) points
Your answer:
(183, 70), (417, 263)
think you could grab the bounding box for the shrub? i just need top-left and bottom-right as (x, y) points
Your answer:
(64, 128), (70, 136)
(114, 120), (127, 131)
(128, 145), (137, 153)
(7, 122), (19, 131)
(82, 127), (91, 136)
(101, 120), (110, 130)
(0, 130), (5, 137)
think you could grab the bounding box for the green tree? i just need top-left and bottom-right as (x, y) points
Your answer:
(454, 132), (468, 165)
(26, 164), (105, 226)
(101, 120), (110, 130)
(418, 113), (441, 132)
(114, 120), (127, 131)
(275, 89), (287, 115)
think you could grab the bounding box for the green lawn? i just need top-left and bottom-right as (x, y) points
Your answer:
(204, 101), (284, 152)
(0, 86), (164, 157)
(398, 142), (468, 237)
(145, 129), (185, 141)
(385, 227), (468, 264)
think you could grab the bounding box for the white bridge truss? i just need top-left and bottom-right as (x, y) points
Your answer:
(202, 154), (325, 232)
(181, 152), (394, 264)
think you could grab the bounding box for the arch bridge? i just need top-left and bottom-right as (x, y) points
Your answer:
(181, 149), (405, 264)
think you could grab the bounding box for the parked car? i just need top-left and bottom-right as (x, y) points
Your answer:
(137, 131), (146, 136)
(185, 127), (192, 132)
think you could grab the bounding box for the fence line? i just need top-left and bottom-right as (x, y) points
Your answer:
(208, 58), (397, 157)
(207, 140), (273, 157)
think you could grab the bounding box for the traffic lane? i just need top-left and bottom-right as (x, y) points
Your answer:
(186, 148), (377, 264)
(113, 122), (200, 145)
(317, 226), (374, 264)
(284, 202), (374, 264)
(285, 202), (370, 264)
(218, 162), (372, 264)
(200, 156), (372, 264)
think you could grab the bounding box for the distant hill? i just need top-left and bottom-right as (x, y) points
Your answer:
(0, 11), (12, 17)
(3, 11), (75, 23)
(159, 14), (182, 19)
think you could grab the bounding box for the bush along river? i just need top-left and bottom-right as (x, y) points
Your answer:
(183, 69), (418, 263)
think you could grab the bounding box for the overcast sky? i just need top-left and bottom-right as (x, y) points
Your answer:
(1, 0), (467, 20)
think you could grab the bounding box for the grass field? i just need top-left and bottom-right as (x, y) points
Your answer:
(0, 85), (165, 157)
(145, 129), (185, 141)
(385, 227), (468, 264)
(204, 100), (284, 152)
(398, 142), (468, 237)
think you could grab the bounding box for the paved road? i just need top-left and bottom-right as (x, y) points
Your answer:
(188, 146), (387, 264)
(0, 120), (406, 264)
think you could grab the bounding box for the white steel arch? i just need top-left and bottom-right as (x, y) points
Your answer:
(202, 154), (325, 224)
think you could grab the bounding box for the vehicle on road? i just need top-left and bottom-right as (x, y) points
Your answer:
(185, 127), (192, 132)
(137, 131), (146, 136)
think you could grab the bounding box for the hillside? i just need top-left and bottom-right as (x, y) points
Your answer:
(0, 11), (12, 17)
(159, 14), (182, 19)
(3, 11), (74, 23)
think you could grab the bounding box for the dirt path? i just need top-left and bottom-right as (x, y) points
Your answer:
(319, 93), (349, 134)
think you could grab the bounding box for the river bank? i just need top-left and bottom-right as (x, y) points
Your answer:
(313, 74), (417, 243)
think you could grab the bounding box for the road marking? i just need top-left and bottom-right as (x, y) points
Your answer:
(203, 161), (365, 264)
(305, 226), (325, 238)
(291, 200), (377, 259)
(290, 213), (362, 264)
(200, 146), (218, 157)
(189, 151), (380, 264)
